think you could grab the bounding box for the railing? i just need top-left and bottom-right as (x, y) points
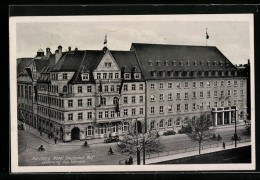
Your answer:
(119, 138), (251, 165)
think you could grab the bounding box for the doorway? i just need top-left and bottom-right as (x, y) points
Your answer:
(71, 127), (80, 140)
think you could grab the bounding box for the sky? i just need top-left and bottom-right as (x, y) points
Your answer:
(16, 17), (251, 65)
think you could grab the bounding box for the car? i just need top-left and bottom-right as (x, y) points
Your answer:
(104, 135), (119, 143)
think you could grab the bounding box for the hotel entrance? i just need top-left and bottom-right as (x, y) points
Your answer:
(212, 106), (236, 126)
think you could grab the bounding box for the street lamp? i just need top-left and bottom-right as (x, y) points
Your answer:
(135, 118), (141, 165)
(232, 106), (237, 147)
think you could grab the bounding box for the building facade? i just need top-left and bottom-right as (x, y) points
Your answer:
(17, 43), (248, 141)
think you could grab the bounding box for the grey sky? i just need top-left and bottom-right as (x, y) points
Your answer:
(16, 20), (250, 65)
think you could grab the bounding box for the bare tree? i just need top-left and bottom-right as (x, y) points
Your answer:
(187, 113), (215, 154)
(117, 122), (165, 163)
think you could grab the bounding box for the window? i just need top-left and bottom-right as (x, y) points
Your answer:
(159, 106), (164, 113)
(193, 92), (196, 99)
(214, 102), (218, 107)
(78, 99), (82, 107)
(87, 86), (92, 92)
(68, 113), (73, 121)
(151, 107), (155, 114)
(139, 84), (144, 90)
(151, 83), (155, 89)
(200, 82), (204, 88)
(135, 73), (141, 79)
(105, 111), (109, 118)
(87, 98), (92, 106)
(206, 81), (210, 87)
(159, 83), (164, 89)
(241, 80), (244, 86)
(78, 86), (82, 93)
(168, 83), (172, 89)
(87, 112), (92, 119)
(234, 90), (237, 96)
(177, 93), (181, 100)
(227, 90), (231, 96)
(117, 85), (120, 92)
(78, 113), (83, 120)
(110, 85), (114, 92)
(113, 97), (118, 105)
(123, 122), (129, 132)
(228, 101), (231, 106)
(221, 81), (224, 86)
(101, 97), (106, 105)
(176, 118), (181, 126)
(132, 96), (136, 103)
(185, 82), (189, 88)
(168, 119), (173, 127)
(177, 82), (181, 89)
(159, 94), (164, 101)
(68, 100), (73, 107)
(240, 90), (244, 95)
(115, 73), (119, 79)
(207, 102), (211, 109)
(18, 85), (20, 97)
(234, 100), (237, 106)
(168, 93), (172, 100)
(228, 81), (231, 86)
(87, 126), (94, 136)
(221, 101), (224, 107)
(185, 92), (188, 99)
(82, 74), (89, 80)
(63, 73), (67, 80)
(221, 91), (224, 97)
(149, 60), (153, 66)
(214, 91), (217, 97)
(99, 112), (103, 119)
(103, 73), (107, 79)
(200, 102), (204, 109)
(132, 84), (136, 90)
(151, 94), (155, 101)
(151, 121), (155, 129)
(192, 103), (196, 110)
(177, 104), (180, 112)
(140, 108), (144, 115)
(159, 120), (164, 128)
(139, 96), (143, 103)
(207, 91), (211, 98)
(185, 104), (188, 111)
(234, 80), (237, 86)
(123, 84), (128, 91)
(200, 92), (204, 98)
(97, 73), (101, 79)
(214, 81), (217, 87)
(124, 97), (128, 104)
(168, 105), (173, 112)
(104, 85), (109, 92)
(132, 108), (136, 115)
(124, 109), (128, 116)
(109, 73), (113, 79)
(125, 73), (130, 79)
(192, 82), (196, 88)
(105, 62), (112, 67)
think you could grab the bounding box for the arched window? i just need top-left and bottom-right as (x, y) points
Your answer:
(113, 97), (118, 105)
(168, 119), (173, 127)
(150, 121), (155, 129)
(159, 120), (164, 128)
(87, 126), (94, 136)
(63, 86), (67, 92)
(101, 97), (106, 105)
(192, 116), (197, 124)
(184, 117), (189, 124)
(176, 118), (181, 126)
(123, 122), (129, 132)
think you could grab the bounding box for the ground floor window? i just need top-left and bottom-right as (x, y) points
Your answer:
(192, 116), (196, 124)
(176, 118), (181, 126)
(151, 121), (155, 129)
(184, 117), (189, 124)
(240, 111), (244, 119)
(168, 119), (173, 127)
(86, 126), (94, 136)
(111, 126), (118, 133)
(98, 127), (106, 134)
(159, 120), (164, 128)
(123, 122), (129, 132)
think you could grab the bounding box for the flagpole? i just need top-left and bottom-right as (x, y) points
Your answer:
(206, 28), (207, 46)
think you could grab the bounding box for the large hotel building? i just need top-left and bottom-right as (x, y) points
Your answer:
(17, 43), (248, 142)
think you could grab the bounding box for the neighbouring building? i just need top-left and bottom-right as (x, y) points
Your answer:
(17, 42), (248, 141)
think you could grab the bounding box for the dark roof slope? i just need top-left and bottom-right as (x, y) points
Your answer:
(34, 59), (50, 72)
(17, 58), (33, 75)
(131, 43), (237, 80)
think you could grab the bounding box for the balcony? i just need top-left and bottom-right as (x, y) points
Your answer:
(58, 92), (74, 98)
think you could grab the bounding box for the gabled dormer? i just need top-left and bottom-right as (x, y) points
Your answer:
(123, 66), (131, 80)
(80, 65), (90, 81)
(132, 66), (141, 79)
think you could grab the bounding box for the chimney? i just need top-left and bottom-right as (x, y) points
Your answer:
(68, 46), (71, 51)
(55, 49), (60, 64)
(46, 47), (51, 59)
(75, 47), (78, 51)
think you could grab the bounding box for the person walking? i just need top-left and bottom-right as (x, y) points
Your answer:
(222, 141), (226, 149)
(125, 159), (128, 165)
(54, 137), (57, 144)
(129, 156), (133, 165)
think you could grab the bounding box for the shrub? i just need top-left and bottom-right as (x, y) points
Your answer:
(163, 130), (176, 136)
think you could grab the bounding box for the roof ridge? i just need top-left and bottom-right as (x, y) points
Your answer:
(132, 42), (217, 48)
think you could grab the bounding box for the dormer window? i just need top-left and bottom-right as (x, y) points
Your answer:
(215, 71), (218, 76)
(105, 62), (112, 67)
(208, 71), (211, 76)
(194, 61), (197, 66)
(169, 71), (174, 77)
(165, 60), (169, 66)
(124, 73), (131, 79)
(134, 73), (141, 79)
(173, 61), (176, 66)
(220, 61), (223, 66)
(201, 61), (204, 66)
(207, 61), (210, 66)
(180, 61), (183, 66)
(226, 61), (229, 66)
(156, 60), (161, 66)
(97, 73), (101, 79)
(152, 71), (157, 77)
(214, 61), (217, 66)
(149, 60), (153, 66)
(187, 61), (190, 66)
(160, 71), (166, 77)
(221, 71), (225, 76)
(82, 73), (89, 81)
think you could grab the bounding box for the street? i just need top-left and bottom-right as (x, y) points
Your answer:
(18, 124), (250, 166)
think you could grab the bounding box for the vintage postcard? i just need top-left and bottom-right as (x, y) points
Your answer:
(10, 14), (255, 172)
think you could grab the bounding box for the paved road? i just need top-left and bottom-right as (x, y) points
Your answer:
(18, 124), (249, 166)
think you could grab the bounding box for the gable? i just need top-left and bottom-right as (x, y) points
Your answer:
(94, 50), (121, 72)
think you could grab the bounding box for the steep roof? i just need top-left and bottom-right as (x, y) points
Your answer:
(17, 58), (33, 75)
(131, 43), (237, 80)
(34, 59), (50, 72)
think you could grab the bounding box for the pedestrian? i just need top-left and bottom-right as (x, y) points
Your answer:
(125, 159), (128, 165)
(129, 156), (133, 165)
(223, 141), (226, 149)
(54, 137), (57, 144)
(40, 131), (42, 136)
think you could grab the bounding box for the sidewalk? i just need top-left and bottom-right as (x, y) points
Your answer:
(143, 141), (251, 164)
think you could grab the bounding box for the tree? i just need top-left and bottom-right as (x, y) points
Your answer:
(187, 113), (215, 154)
(117, 122), (165, 164)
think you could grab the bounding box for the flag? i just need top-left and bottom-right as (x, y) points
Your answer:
(104, 34), (107, 44)
(206, 31), (209, 39)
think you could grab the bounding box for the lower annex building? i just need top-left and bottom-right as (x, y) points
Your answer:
(17, 43), (248, 141)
